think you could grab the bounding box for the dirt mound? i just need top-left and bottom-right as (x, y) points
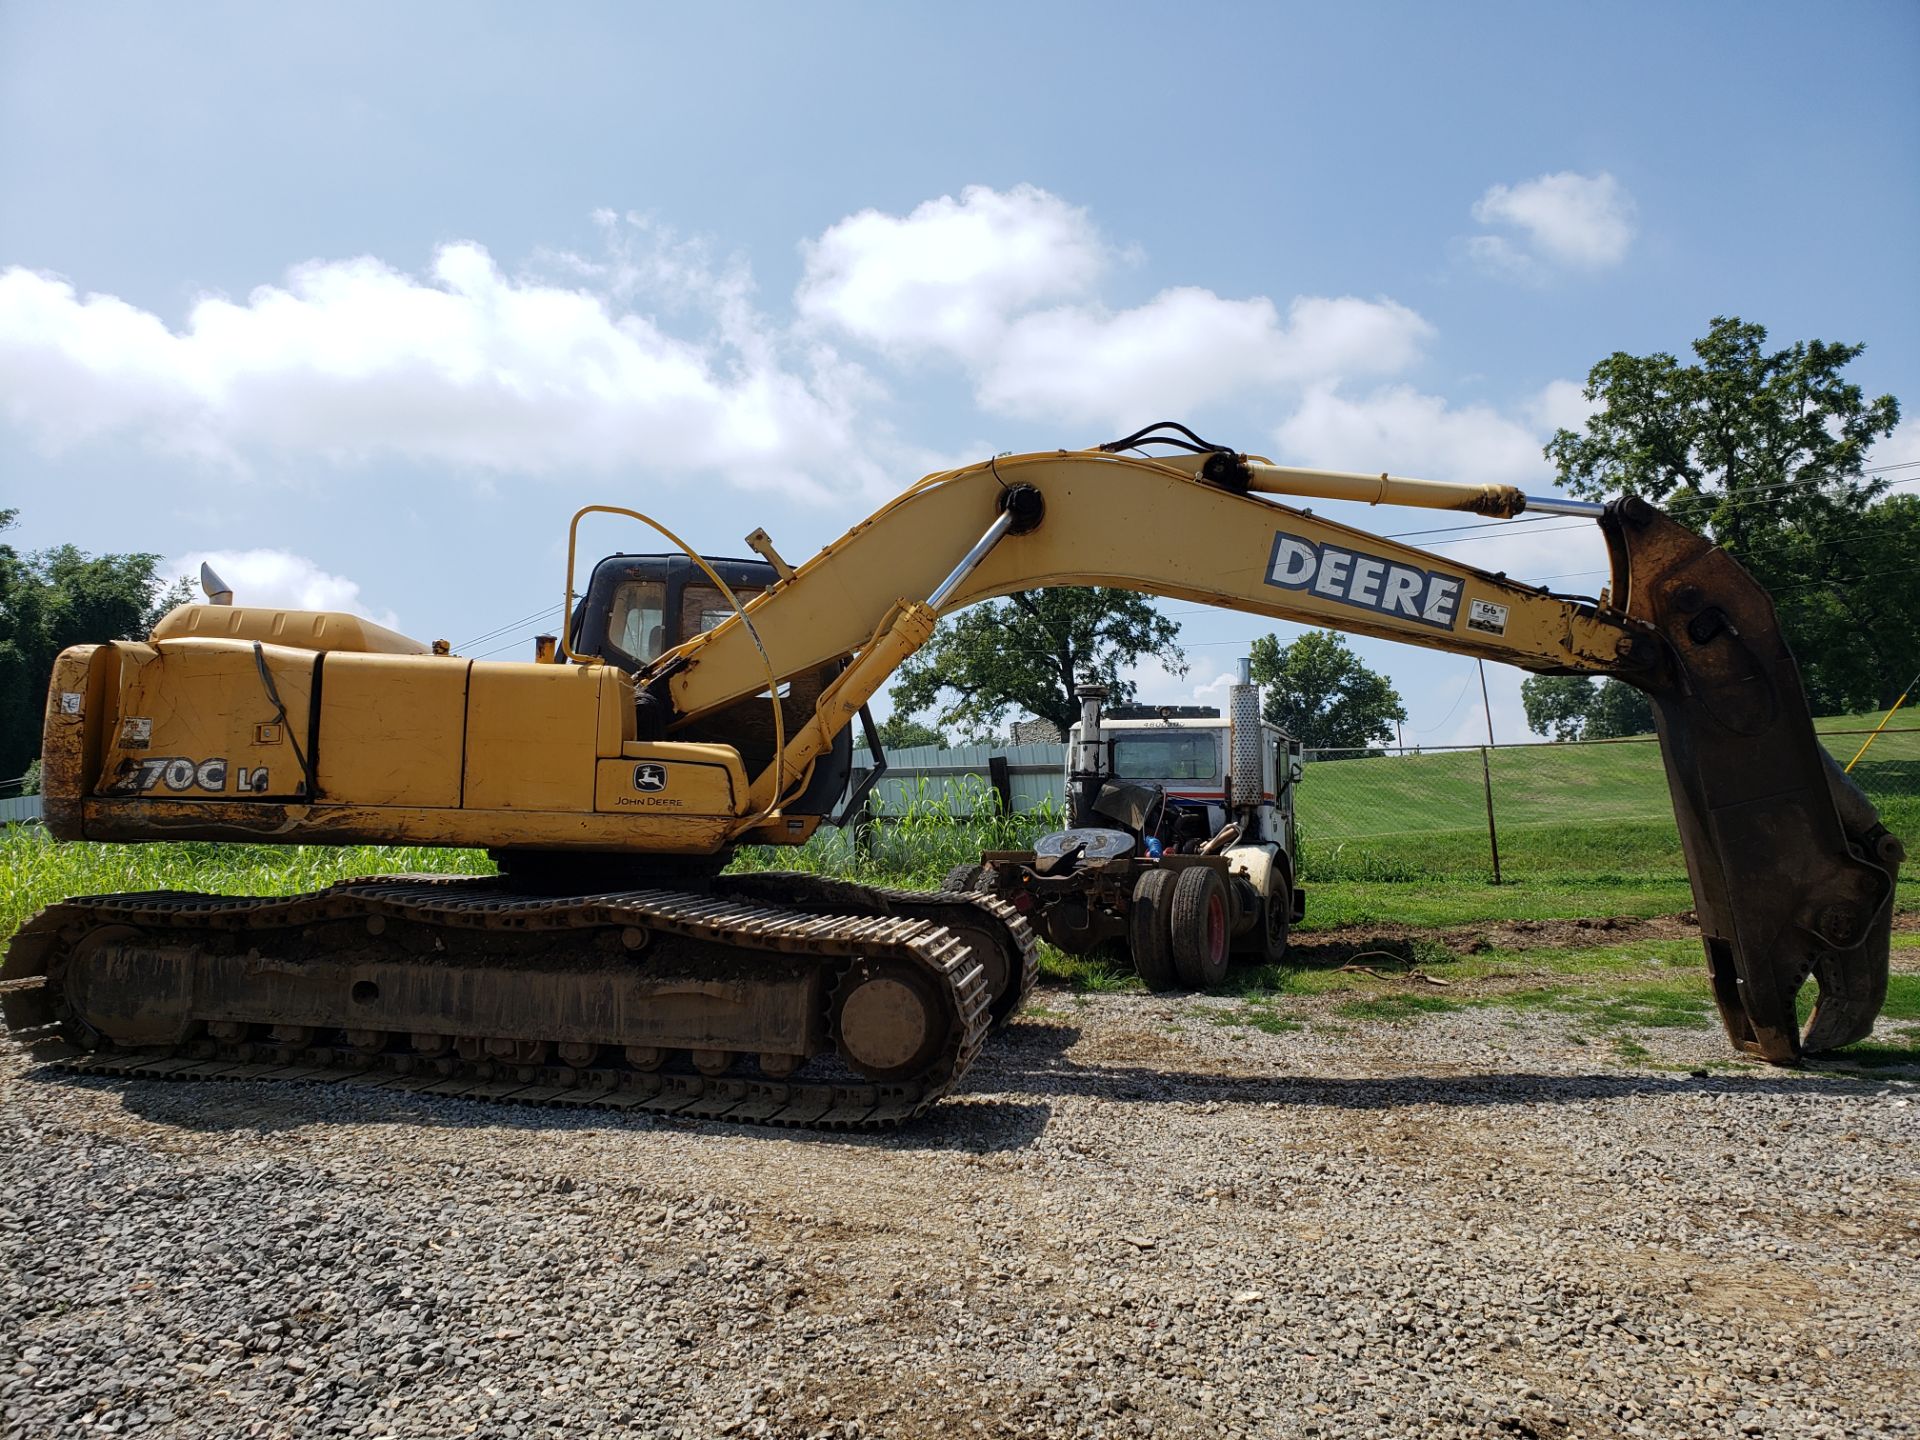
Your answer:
(1292, 908), (1917, 970)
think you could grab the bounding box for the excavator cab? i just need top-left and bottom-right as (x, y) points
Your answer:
(568, 550), (861, 822)
(569, 552), (778, 672)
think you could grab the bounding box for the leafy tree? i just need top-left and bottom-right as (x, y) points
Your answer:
(0, 512), (190, 780)
(1520, 675), (1655, 741)
(888, 588), (1184, 739)
(875, 714), (948, 751)
(1248, 630), (1407, 755)
(1547, 316), (1906, 710)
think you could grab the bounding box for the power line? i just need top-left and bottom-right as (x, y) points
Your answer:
(1386, 472), (1918, 549)
(456, 602), (565, 652)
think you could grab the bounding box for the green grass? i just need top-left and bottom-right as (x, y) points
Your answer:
(730, 780), (1065, 891)
(1195, 936), (1920, 1070)
(1484, 977), (1713, 1030)
(1294, 719), (1918, 921)
(1206, 1003), (1303, 1035)
(1302, 717), (1916, 842)
(0, 828), (490, 940)
(1298, 872), (1699, 930)
(1334, 991), (1464, 1021)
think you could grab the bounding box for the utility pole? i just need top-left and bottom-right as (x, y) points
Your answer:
(1476, 660), (1502, 884)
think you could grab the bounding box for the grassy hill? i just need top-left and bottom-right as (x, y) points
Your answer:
(1293, 713), (1917, 913)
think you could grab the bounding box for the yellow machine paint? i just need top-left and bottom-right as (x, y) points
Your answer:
(45, 628), (764, 855)
(45, 451), (1594, 861)
(20, 437), (1905, 1078)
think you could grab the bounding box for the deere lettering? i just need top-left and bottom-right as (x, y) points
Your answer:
(1265, 532), (1463, 629)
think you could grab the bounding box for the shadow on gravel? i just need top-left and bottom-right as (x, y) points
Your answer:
(964, 1058), (1909, 1111)
(36, 1068), (1056, 1152)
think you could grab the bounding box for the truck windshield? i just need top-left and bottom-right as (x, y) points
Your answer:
(1112, 733), (1218, 781)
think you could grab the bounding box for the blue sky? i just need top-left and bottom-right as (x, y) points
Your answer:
(3, 0), (1916, 745)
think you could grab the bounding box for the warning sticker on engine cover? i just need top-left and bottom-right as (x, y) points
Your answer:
(1467, 599), (1510, 636)
(59, 691), (84, 715)
(118, 717), (153, 749)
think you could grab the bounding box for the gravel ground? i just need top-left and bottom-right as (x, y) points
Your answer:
(3, 990), (1916, 1440)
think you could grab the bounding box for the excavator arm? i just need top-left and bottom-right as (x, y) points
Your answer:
(652, 440), (1903, 1063)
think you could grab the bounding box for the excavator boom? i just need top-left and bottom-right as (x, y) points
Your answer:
(638, 442), (1900, 1060)
(5, 435), (1903, 1127)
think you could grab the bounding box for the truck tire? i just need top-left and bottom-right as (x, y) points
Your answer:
(1255, 862), (1292, 964)
(1127, 869), (1180, 992)
(1171, 866), (1231, 990)
(942, 863), (985, 894)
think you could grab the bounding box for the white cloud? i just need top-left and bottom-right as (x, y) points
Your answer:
(796, 184), (1108, 362)
(1463, 234), (1533, 280)
(1117, 648), (1228, 710)
(166, 548), (402, 632)
(1468, 171), (1636, 274)
(796, 184), (1432, 428)
(1276, 382), (1548, 485)
(0, 186), (1625, 513)
(0, 239), (878, 499)
(1527, 377), (1596, 436)
(977, 292), (1432, 427)
(1872, 414), (1920, 472)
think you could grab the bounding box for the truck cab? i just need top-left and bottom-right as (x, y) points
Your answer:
(1067, 706), (1301, 859)
(957, 668), (1305, 990)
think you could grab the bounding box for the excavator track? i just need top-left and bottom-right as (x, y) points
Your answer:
(714, 872), (1039, 1030)
(0, 874), (1015, 1130)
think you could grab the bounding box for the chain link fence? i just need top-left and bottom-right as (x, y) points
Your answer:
(1293, 727), (1918, 885)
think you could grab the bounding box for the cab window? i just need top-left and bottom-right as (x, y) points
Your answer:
(680, 583), (760, 641)
(609, 580), (666, 663)
(1111, 733), (1218, 781)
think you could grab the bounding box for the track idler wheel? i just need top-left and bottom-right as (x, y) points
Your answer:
(831, 960), (949, 1082)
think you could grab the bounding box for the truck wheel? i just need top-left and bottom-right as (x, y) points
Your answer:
(1256, 868), (1292, 964)
(942, 863), (985, 894)
(1171, 867), (1231, 990)
(1127, 869), (1180, 992)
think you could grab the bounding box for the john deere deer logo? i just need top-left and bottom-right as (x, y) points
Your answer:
(633, 763), (667, 792)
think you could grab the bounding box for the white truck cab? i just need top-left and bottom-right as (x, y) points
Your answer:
(1066, 709), (1301, 855)
(956, 665), (1304, 991)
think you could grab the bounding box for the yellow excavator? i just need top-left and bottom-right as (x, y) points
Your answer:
(4, 424), (1904, 1128)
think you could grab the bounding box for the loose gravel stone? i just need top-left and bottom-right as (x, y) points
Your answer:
(2, 993), (1915, 1438)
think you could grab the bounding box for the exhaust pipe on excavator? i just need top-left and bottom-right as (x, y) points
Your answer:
(1602, 497), (1904, 1062)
